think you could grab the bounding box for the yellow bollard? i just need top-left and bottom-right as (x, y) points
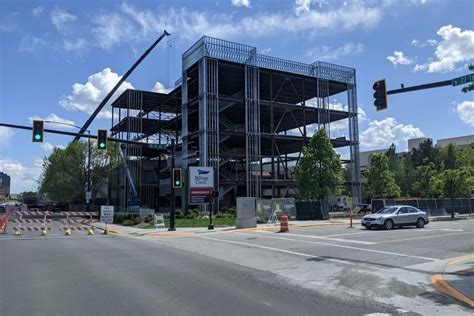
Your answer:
(41, 227), (48, 236)
(64, 227), (71, 236)
(87, 227), (94, 235)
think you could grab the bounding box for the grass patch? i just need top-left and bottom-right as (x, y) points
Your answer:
(143, 217), (236, 229)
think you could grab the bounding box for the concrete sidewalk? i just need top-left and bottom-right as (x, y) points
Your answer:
(432, 255), (474, 308)
(91, 218), (354, 237)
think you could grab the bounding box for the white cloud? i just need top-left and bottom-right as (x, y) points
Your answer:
(29, 113), (76, 129)
(40, 142), (65, 152)
(18, 36), (48, 52)
(64, 38), (86, 52)
(0, 127), (14, 148)
(295, 0), (329, 15)
(328, 102), (367, 133)
(414, 25), (474, 73)
(455, 101), (474, 127)
(359, 117), (424, 151)
(151, 82), (172, 94)
(307, 42), (364, 60)
(92, 3), (381, 48)
(59, 68), (134, 119)
(32, 6), (44, 16)
(261, 48), (271, 54)
(50, 9), (76, 32)
(411, 39), (437, 47)
(231, 0), (251, 7)
(386, 51), (413, 67)
(41, 142), (55, 151)
(0, 158), (43, 193)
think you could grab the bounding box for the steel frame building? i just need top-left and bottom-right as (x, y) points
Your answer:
(109, 36), (361, 212)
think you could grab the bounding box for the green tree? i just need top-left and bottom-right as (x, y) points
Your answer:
(385, 144), (406, 194)
(412, 163), (441, 197)
(366, 154), (400, 198)
(440, 168), (474, 218)
(19, 191), (37, 204)
(40, 140), (123, 205)
(401, 153), (416, 196)
(457, 147), (474, 168)
(40, 141), (87, 204)
(441, 168), (473, 198)
(411, 139), (441, 169)
(295, 129), (342, 199)
(443, 143), (458, 170)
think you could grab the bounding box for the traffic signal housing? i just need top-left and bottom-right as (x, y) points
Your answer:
(97, 129), (107, 150)
(172, 168), (182, 189)
(32, 120), (44, 142)
(373, 79), (388, 111)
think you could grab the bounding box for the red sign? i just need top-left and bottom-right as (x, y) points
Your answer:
(190, 188), (213, 204)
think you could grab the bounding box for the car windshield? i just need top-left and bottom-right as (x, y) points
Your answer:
(377, 207), (398, 214)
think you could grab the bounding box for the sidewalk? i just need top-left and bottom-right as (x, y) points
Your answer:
(91, 218), (355, 237)
(432, 255), (474, 308)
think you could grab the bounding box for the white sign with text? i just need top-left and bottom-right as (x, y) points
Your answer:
(100, 205), (114, 223)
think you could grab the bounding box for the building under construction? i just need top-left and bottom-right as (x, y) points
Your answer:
(109, 36), (361, 212)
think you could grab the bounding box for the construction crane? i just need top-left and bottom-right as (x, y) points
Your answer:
(74, 30), (171, 141)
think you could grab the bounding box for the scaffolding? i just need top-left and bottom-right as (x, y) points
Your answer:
(180, 36), (362, 211)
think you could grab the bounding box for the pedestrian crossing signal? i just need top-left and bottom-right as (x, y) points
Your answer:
(32, 120), (44, 143)
(172, 168), (182, 189)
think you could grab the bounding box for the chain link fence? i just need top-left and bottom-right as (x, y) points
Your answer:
(372, 198), (473, 216)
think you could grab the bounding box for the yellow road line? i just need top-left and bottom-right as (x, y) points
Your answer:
(431, 274), (474, 308)
(448, 254), (474, 266)
(378, 231), (474, 244)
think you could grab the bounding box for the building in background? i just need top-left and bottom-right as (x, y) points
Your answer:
(108, 36), (362, 212)
(437, 135), (474, 149)
(0, 172), (11, 201)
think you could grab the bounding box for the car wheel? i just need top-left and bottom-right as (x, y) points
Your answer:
(366, 226), (372, 230)
(384, 219), (394, 230)
(416, 218), (425, 228)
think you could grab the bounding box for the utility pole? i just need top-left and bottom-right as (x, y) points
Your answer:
(169, 139), (176, 231)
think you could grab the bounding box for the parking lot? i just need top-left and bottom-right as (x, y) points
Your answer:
(140, 219), (474, 315)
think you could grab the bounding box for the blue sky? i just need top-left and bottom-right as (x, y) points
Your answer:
(1, 0), (473, 193)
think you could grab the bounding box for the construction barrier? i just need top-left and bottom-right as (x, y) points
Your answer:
(279, 215), (289, 232)
(1, 210), (13, 234)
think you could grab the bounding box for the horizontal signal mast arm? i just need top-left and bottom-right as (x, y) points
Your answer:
(387, 79), (452, 95)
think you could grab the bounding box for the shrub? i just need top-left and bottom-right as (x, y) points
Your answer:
(175, 210), (184, 219)
(122, 219), (134, 226)
(186, 212), (197, 219)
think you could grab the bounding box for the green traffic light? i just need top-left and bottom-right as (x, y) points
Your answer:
(175, 180), (180, 185)
(34, 134), (41, 140)
(99, 142), (105, 148)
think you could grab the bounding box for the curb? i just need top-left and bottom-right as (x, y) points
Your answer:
(431, 255), (474, 308)
(431, 275), (474, 308)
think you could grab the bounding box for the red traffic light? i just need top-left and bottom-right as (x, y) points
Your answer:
(373, 79), (387, 111)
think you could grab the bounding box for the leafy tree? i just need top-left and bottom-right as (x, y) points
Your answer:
(461, 64), (474, 93)
(366, 154), (400, 198)
(412, 162), (441, 197)
(19, 191), (37, 204)
(411, 139), (441, 169)
(295, 129), (342, 200)
(441, 168), (473, 198)
(443, 143), (458, 170)
(440, 168), (474, 218)
(39, 140), (123, 205)
(457, 147), (474, 168)
(385, 144), (406, 193)
(40, 141), (87, 204)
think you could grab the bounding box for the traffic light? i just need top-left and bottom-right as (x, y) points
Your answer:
(172, 168), (182, 188)
(32, 120), (44, 142)
(373, 79), (388, 111)
(97, 129), (107, 150)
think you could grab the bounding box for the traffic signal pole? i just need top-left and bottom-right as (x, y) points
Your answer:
(169, 139), (176, 231)
(387, 79), (452, 95)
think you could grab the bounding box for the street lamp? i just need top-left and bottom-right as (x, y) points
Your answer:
(44, 121), (91, 205)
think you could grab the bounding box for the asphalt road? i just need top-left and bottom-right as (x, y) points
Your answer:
(0, 234), (396, 316)
(141, 219), (474, 315)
